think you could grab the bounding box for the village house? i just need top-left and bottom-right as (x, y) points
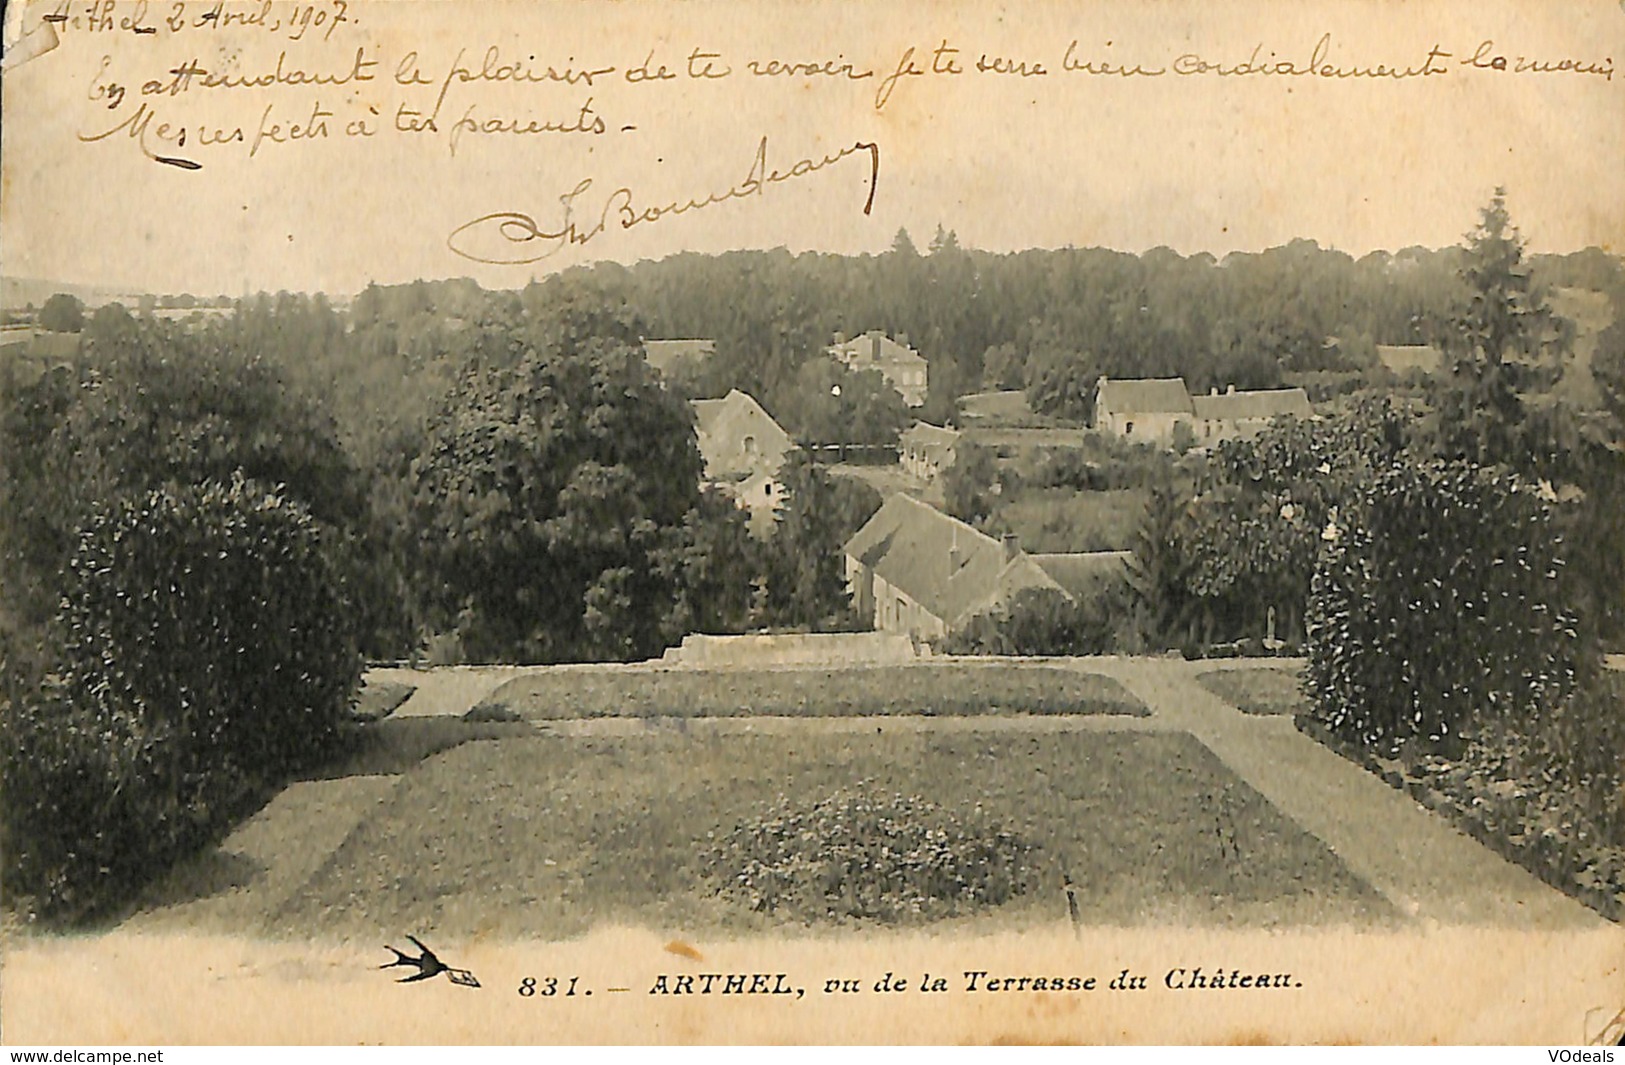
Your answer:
(829, 330), (928, 407)
(842, 494), (1130, 643)
(1095, 376), (1314, 446)
(1375, 343), (1445, 379)
(1191, 385), (1313, 443)
(899, 421), (960, 482)
(690, 389), (794, 534)
(1093, 377), (1196, 443)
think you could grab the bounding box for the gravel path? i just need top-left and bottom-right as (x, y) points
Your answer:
(1086, 658), (1604, 930)
(363, 665), (538, 718)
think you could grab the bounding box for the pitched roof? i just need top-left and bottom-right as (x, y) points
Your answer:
(644, 338), (715, 374)
(690, 389), (794, 475)
(1191, 387), (1313, 421)
(956, 390), (1037, 423)
(1029, 551), (1133, 600)
(900, 421), (960, 458)
(1097, 377), (1194, 415)
(829, 330), (925, 368)
(843, 495), (1064, 627)
(1376, 344), (1444, 375)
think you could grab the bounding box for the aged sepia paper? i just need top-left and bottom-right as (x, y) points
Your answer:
(2, 0), (1623, 1046)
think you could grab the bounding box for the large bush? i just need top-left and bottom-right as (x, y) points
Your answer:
(2, 476), (361, 922)
(0, 324), (365, 630)
(61, 475), (361, 776)
(406, 327), (704, 663)
(1304, 460), (1595, 755)
(1177, 398), (1410, 646)
(706, 786), (1039, 923)
(0, 668), (231, 924)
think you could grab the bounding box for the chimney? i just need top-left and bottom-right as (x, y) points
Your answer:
(1210, 386), (1218, 396)
(1226, 384), (1236, 395)
(871, 333), (881, 360)
(1001, 532), (1020, 563)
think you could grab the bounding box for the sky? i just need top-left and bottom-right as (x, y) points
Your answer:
(2, 0), (1622, 296)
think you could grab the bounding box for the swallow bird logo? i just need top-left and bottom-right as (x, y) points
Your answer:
(380, 935), (481, 987)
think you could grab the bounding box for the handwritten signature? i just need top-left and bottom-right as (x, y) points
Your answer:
(446, 135), (880, 265)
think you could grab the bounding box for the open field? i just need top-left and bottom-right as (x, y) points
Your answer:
(269, 729), (1396, 940)
(991, 488), (1148, 553)
(826, 463), (943, 508)
(1550, 286), (1614, 410)
(475, 665), (1147, 720)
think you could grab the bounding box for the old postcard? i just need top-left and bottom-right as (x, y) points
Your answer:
(2, 0), (1623, 1046)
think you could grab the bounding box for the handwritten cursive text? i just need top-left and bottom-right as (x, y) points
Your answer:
(447, 135), (880, 265)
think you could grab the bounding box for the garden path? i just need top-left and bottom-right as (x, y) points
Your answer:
(364, 665), (537, 718)
(1088, 658), (1605, 930)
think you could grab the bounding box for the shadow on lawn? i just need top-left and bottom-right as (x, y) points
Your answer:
(135, 849), (269, 911)
(301, 716), (536, 781)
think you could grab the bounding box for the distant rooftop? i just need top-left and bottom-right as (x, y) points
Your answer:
(829, 331), (924, 367)
(900, 421), (961, 453)
(1097, 377), (1194, 415)
(644, 338), (716, 374)
(957, 390), (1040, 425)
(1192, 387), (1313, 421)
(845, 495), (1063, 627)
(1376, 344), (1445, 376)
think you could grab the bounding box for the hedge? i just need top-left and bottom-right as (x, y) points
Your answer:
(1304, 459), (1594, 756)
(2, 475), (361, 922)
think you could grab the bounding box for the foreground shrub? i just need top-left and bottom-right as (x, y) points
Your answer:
(1305, 460), (1594, 755)
(705, 786), (1039, 923)
(1471, 676), (1625, 844)
(1, 678), (259, 924)
(2, 476), (361, 922)
(62, 475), (361, 777)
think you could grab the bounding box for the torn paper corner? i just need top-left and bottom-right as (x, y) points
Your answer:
(1, 6), (60, 73)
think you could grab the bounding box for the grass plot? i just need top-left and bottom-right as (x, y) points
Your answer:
(273, 729), (1393, 939)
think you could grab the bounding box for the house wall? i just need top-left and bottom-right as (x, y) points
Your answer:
(715, 473), (784, 535)
(1102, 408), (1189, 443)
(845, 555), (875, 622)
(900, 445), (951, 481)
(1200, 417), (1273, 444)
(661, 632), (922, 667)
(888, 364), (928, 407)
(870, 574), (947, 641)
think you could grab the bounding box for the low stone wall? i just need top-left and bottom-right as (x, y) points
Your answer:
(662, 632), (924, 667)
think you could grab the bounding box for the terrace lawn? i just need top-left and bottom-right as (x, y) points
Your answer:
(1197, 668), (1307, 716)
(272, 729), (1394, 939)
(475, 665), (1147, 720)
